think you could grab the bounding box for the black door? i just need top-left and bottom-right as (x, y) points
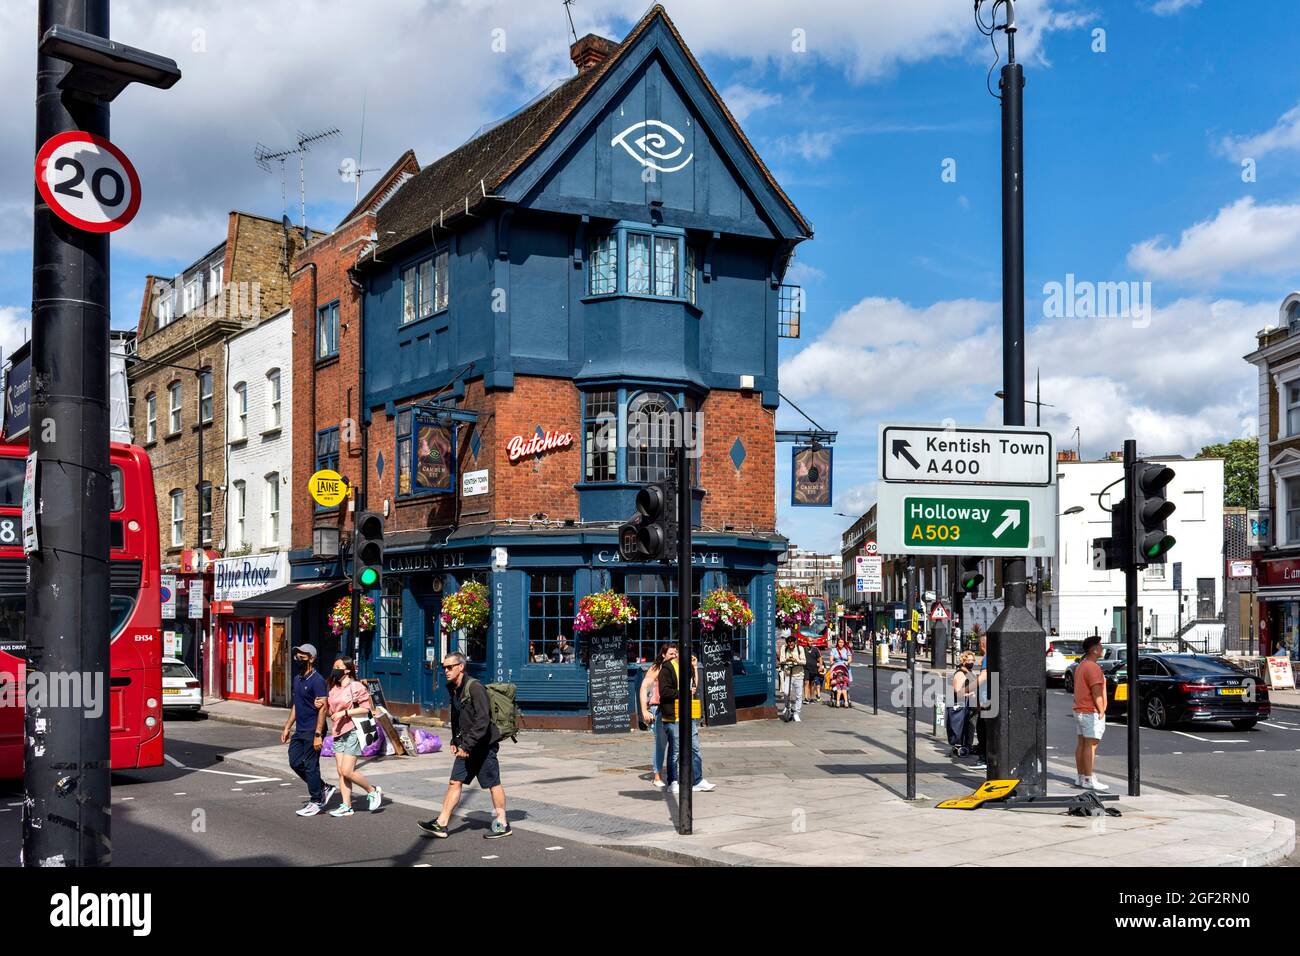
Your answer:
(1197, 578), (1214, 620)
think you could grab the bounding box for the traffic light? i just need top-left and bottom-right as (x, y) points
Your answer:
(353, 511), (385, 589)
(618, 481), (677, 562)
(960, 557), (984, 595)
(1129, 460), (1176, 566)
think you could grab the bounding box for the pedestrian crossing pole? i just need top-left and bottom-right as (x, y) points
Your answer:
(675, 438), (693, 834)
(905, 559), (917, 800)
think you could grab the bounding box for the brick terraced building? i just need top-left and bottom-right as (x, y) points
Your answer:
(288, 6), (811, 726)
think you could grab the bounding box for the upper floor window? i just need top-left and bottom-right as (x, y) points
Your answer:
(155, 287), (175, 328)
(627, 391), (678, 483)
(315, 428), (340, 510)
(266, 473), (280, 545)
(168, 381), (182, 434)
(208, 263), (223, 300)
(402, 250), (449, 324)
(182, 274), (203, 315)
(199, 482), (213, 545)
(145, 392), (156, 444)
(586, 225), (696, 302)
(232, 480), (246, 549)
(583, 391), (617, 483)
(317, 301), (339, 360)
(231, 382), (247, 439)
(267, 369), (282, 429)
(1286, 381), (1300, 438)
(197, 369), (213, 424)
(170, 490), (184, 547)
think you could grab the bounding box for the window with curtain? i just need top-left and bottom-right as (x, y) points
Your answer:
(266, 474), (280, 545)
(653, 235), (678, 297)
(317, 301), (339, 359)
(588, 235), (618, 295)
(402, 251), (450, 323)
(626, 232), (651, 294)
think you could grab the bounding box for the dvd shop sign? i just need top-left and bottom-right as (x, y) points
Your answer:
(506, 429), (573, 462)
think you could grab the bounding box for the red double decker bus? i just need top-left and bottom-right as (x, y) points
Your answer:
(0, 441), (164, 778)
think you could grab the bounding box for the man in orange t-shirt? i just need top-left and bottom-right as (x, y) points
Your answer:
(1072, 635), (1109, 791)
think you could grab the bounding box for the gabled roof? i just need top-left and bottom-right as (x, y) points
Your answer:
(372, 4), (809, 259)
(339, 148), (420, 225)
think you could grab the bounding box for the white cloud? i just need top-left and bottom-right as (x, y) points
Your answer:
(720, 83), (781, 121)
(1127, 198), (1300, 284)
(1149, 0), (1201, 14)
(772, 130), (842, 162)
(1217, 103), (1300, 160)
(780, 293), (1271, 465)
(784, 261), (826, 284)
(0, 307), (31, 362)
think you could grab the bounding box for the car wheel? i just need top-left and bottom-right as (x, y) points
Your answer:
(1063, 672), (1074, 694)
(1145, 696), (1168, 730)
(1232, 719), (1257, 731)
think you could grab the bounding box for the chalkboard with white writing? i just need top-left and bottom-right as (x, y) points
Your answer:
(700, 632), (736, 726)
(588, 630), (630, 734)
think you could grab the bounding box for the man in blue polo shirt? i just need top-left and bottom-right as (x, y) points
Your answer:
(280, 643), (336, 817)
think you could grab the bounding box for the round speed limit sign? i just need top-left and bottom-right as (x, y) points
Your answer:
(35, 131), (141, 233)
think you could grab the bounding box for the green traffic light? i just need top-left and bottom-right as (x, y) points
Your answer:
(359, 567), (379, 587)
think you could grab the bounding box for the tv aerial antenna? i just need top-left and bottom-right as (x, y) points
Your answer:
(339, 92), (381, 204)
(562, 0), (578, 43)
(254, 127), (341, 231)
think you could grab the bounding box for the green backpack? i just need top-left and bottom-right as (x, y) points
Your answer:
(464, 679), (521, 743)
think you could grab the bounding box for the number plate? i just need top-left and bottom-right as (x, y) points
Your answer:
(1114, 684), (1128, 702)
(163, 688), (181, 695)
(1218, 687), (1246, 697)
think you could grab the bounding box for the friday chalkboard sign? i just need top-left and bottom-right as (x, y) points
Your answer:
(700, 632), (737, 727)
(588, 631), (630, 734)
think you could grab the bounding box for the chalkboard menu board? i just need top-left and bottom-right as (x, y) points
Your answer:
(700, 632), (736, 727)
(588, 630), (629, 734)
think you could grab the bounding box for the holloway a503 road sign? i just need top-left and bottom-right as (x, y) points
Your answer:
(876, 480), (1058, 557)
(879, 423), (1054, 486)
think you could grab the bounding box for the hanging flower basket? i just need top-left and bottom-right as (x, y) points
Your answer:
(328, 594), (375, 636)
(440, 580), (490, 634)
(775, 586), (815, 630)
(696, 588), (754, 632)
(573, 589), (637, 634)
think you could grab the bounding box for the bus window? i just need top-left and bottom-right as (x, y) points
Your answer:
(110, 466), (123, 513)
(0, 596), (23, 654)
(110, 595), (135, 639)
(0, 459), (21, 508)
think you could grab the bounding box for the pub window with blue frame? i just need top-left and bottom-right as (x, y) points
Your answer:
(586, 225), (697, 302)
(582, 391), (618, 483)
(316, 301), (339, 360)
(379, 578), (402, 659)
(402, 250), (449, 324)
(719, 573), (754, 662)
(450, 572), (489, 663)
(619, 571), (700, 664)
(527, 573), (576, 665)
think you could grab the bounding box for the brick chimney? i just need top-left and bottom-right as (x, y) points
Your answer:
(570, 33), (618, 72)
(1056, 449), (1079, 462)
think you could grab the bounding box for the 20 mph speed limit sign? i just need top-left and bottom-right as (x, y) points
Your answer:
(35, 131), (141, 233)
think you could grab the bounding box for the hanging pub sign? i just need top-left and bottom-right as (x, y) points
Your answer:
(791, 444), (832, 507)
(411, 418), (454, 494)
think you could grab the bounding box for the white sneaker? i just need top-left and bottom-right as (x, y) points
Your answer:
(669, 782), (680, 794)
(320, 785), (338, 808)
(367, 786), (383, 811)
(792, 714), (801, 722)
(1086, 776), (1110, 792)
(693, 779), (717, 792)
(652, 778), (666, 790)
(295, 802), (322, 817)
(1073, 775), (1086, 789)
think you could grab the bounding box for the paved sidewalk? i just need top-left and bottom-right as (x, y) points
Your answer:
(215, 691), (1294, 867)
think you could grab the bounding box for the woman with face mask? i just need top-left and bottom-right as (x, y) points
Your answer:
(324, 658), (382, 817)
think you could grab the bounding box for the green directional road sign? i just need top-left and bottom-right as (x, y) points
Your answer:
(902, 496), (1030, 550)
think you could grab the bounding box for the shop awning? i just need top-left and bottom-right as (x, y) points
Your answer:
(230, 580), (347, 618)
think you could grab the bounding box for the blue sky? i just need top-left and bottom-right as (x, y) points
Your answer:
(2, 0), (1298, 554)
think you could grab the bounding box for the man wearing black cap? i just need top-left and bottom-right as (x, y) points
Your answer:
(280, 643), (336, 816)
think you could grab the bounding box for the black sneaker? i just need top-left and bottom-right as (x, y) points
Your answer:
(483, 821), (513, 840)
(417, 819), (449, 838)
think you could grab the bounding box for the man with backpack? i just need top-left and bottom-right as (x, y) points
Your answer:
(417, 651), (512, 839)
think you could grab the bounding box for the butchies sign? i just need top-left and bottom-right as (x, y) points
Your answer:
(213, 552), (287, 603)
(506, 429), (573, 463)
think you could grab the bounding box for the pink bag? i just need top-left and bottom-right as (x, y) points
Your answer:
(414, 729), (441, 754)
(320, 735), (335, 757)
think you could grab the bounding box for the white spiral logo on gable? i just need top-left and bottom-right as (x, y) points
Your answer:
(611, 120), (694, 173)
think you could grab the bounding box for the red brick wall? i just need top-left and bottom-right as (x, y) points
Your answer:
(491, 377), (581, 522)
(699, 389), (775, 532)
(290, 219), (371, 550)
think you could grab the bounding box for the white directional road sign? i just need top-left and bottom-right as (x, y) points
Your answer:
(879, 423), (1054, 486)
(876, 480), (1058, 557)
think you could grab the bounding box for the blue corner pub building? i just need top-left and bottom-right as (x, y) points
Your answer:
(284, 6), (812, 728)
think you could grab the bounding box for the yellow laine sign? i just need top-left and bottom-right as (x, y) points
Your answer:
(309, 469), (349, 507)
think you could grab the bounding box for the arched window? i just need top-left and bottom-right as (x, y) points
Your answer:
(627, 391), (677, 483)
